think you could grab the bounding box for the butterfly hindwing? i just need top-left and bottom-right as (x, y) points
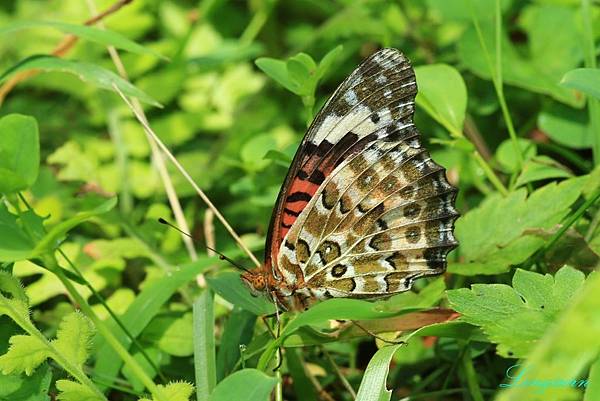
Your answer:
(272, 49), (459, 305)
(266, 49), (418, 276)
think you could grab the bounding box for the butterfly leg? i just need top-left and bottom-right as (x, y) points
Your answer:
(351, 320), (407, 345)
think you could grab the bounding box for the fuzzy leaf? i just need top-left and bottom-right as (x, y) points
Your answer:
(55, 380), (104, 401)
(0, 272), (30, 325)
(138, 382), (194, 401)
(0, 336), (48, 376)
(0, 312), (93, 377)
(447, 266), (585, 357)
(52, 313), (94, 369)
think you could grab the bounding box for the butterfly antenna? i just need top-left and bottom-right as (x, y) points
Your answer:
(157, 218), (250, 273)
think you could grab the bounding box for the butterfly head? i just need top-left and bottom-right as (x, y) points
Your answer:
(240, 268), (269, 297)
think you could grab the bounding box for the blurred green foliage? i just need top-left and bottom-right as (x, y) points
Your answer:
(0, 0), (600, 401)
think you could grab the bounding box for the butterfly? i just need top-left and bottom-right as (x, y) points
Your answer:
(241, 48), (459, 312)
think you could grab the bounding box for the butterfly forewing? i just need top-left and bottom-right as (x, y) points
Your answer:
(259, 48), (458, 310)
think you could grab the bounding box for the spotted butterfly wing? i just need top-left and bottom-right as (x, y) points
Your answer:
(242, 48), (459, 311)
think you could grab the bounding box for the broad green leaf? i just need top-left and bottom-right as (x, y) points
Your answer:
(560, 68), (600, 101)
(355, 345), (403, 401)
(145, 313), (193, 357)
(495, 270), (600, 401)
(0, 21), (165, 59)
(425, 0), (513, 21)
(93, 257), (213, 391)
(56, 380), (104, 401)
(0, 205), (34, 262)
(138, 382), (194, 401)
(514, 155), (572, 187)
(206, 272), (276, 316)
(447, 266), (585, 358)
(282, 299), (414, 337)
(216, 308), (256, 380)
(0, 56), (161, 107)
(458, 22), (582, 107)
(0, 114), (39, 194)
(452, 177), (586, 275)
(255, 58), (300, 94)
(415, 64), (467, 137)
(495, 138), (537, 173)
(538, 104), (593, 149)
(258, 299), (417, 370)
(207, 369), (277, 401)
(316, 45), (343, 80)
(0, 362), (52, 401)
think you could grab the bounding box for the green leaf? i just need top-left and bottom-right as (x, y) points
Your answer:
(138, 382), (194, 401)
(255, 58), (300, 94)
(0, 114), (39, 194)
(560, 68), (600, 101)
(145, 313), (193, 357)
(414, 64), (467, 137)
(0, 21), (166, 60)
(0, 205), (35, 262)
(495, 138), (537, 173)
(56, 380), (104, 401)
(0, 272), (30, 327)
(193, 290), (216, 400)
(0, 362), (52, 401)
(216, 308), (256, 380)
(316, 45), (343, 80)
(0, 312), (94, 376)
(207, 369), (278, 401)
(0, 335), (47, 376)
(0, 56), (161, 107)
(52, 313), (94, 369)
(458, 20), (582, 107)
(538, 103), (593, 149)
(258, 299), (417, 370)
(514, 155), (572, 187)
(355, 345), (403, 401)
(31, 198), (117, 258)
(206, 272), (276, 316)
(495, 269), (600, 401)
(447, 266), (585, 358)
(451, 177), (586, 275)
(286, 348), (319, 401)
(93, 257), (213, 391)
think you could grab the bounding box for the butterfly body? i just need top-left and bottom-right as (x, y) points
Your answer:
(241, 48), (459, 311)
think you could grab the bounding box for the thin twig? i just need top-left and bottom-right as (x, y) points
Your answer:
(0, 0), (133, 105)
(113, 85), (262, 268)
